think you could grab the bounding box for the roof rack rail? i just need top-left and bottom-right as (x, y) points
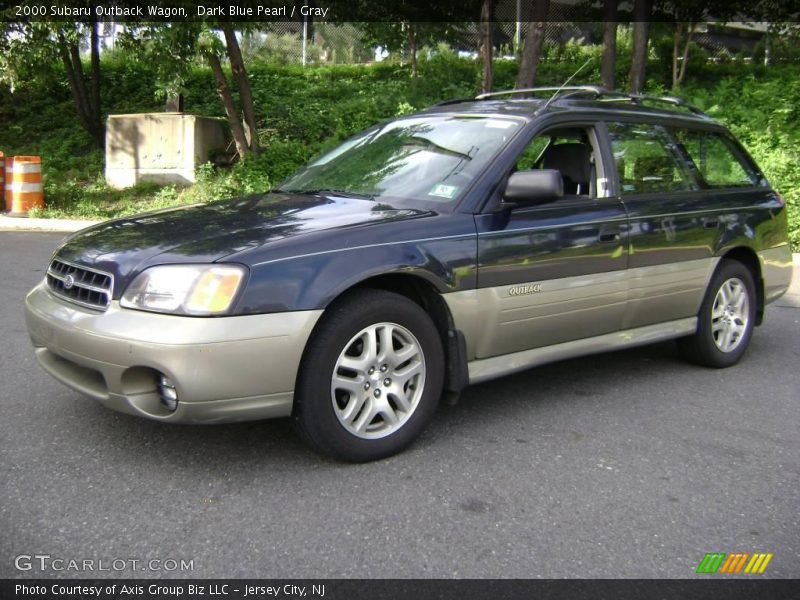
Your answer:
(628, 94), (707, 116)
(475, 85), (607, 100)
(474, 85), (709, 118)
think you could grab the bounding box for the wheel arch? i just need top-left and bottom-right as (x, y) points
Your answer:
(342, 274), (457, 362)
(299, 272), (468, 401)
(719, 246), (764, 325)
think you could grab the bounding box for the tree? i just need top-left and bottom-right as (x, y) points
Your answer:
(671, 20), (694, 88)
(662, 0), (740, 89)
(601, 0), (618, 90)
(479, 0), (493, 93)
(120, 22), (198, 99)
(360, 22), (462, 79)
(197, 30), (250, 158)
(220, 23), (259, 152)
(515, 0), (551, 90)
(120, 22), (261, 158)
(628, 0), (652, 94)
(407, 23), (418, 79)
(0, 23), (104, 148)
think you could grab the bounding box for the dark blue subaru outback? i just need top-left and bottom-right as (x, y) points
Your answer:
(25, 86), (793, 461)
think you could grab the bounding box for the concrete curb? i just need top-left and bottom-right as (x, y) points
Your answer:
(0, 215), (101, 233)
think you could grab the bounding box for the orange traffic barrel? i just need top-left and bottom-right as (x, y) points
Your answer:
(5, 156), (44, 217)
(0, 152), (5, 211)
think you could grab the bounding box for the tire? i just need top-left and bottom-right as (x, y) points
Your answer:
(677, 259), (757, 368)
(293, 289), (444, 462)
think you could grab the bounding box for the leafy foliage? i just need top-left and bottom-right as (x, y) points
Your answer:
(681, 67), (800, 249)
(1, 50), (798, 249)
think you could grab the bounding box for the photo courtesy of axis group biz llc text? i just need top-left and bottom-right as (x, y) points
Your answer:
(1, 0), (799, 599)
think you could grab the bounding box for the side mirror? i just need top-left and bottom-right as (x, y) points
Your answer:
(503, 169), (563, 206)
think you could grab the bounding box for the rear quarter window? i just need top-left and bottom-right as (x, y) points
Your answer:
(672, 129), (762, 189)
(607, 122), (697, 195)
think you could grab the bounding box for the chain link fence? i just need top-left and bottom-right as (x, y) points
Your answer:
(238, 21), (778, 67)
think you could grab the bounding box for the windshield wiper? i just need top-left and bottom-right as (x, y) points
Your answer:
(406, 136), (474, 161)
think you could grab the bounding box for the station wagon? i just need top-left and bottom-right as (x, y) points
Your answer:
(25, 86), (793, 461)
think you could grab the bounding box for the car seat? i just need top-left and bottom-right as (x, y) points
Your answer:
(539, 143), (592, 195)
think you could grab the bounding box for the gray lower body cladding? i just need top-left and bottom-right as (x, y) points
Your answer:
(445, 247), (792, 384)
(25, 282), (322, 423)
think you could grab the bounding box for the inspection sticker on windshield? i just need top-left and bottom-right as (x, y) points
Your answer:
(428, 184), (459, 199)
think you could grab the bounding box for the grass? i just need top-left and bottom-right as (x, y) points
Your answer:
(28, 162), (270, 220)
(29, 180), (199, 220)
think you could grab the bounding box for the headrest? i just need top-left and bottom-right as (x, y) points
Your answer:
(540, 143), (592, 185)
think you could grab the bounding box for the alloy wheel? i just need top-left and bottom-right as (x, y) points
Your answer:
(330, 322), (426, 439)
(711, 277), (750, 353)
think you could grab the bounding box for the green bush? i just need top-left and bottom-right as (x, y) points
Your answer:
(681, 67), (800, 249)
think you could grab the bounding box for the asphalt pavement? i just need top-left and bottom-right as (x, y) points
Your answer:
(1, 231), (798, 579)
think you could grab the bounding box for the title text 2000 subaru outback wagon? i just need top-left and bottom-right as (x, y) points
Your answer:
(26, 86), (793, 461)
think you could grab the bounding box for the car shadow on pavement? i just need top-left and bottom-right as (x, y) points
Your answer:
(456, 339), (682, 411)
(57, 339), (686, 469)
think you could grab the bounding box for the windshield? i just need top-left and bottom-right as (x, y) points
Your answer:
(278, 116), (522, 207)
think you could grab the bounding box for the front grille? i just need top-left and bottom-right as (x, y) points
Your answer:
(46, 258), (113, 311)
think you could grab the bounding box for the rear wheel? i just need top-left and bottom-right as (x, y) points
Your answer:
(293, 289), (444, 462)
(677, 259), (756, 368)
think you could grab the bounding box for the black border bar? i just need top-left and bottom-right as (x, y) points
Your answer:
(3, 579), (800, 600)
(2, 0), (799, 23)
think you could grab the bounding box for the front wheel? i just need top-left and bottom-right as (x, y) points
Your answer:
(677, 259), (756, 368)
(293, 289), (444, 462)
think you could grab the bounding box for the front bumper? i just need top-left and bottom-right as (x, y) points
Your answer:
(25, 282), (322, 423)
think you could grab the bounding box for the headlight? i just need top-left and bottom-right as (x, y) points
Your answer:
(120, 264), (247, 316)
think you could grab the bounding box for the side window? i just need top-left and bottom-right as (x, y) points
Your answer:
(514, 128), (598, 197)
(515, 136), (549, 171)
(607, 122), (696, 195)
(672, 129), (760, 188)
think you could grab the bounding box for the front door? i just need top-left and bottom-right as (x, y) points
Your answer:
(473, 124), (628, 359)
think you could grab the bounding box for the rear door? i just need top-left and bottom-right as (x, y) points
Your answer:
(472, 122), (628, 359)
(604, 120), (716, 329)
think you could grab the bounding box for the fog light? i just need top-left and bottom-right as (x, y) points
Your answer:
(157, 375), (178, 412)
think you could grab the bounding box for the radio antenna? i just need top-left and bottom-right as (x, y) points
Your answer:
(537, 58), (594, 114)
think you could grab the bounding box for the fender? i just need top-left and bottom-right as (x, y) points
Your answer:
(233, 221), (478, 314)
(714, 190), (787, 257)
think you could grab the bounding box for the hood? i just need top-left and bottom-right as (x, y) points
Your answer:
(55, 192), (431, 292)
